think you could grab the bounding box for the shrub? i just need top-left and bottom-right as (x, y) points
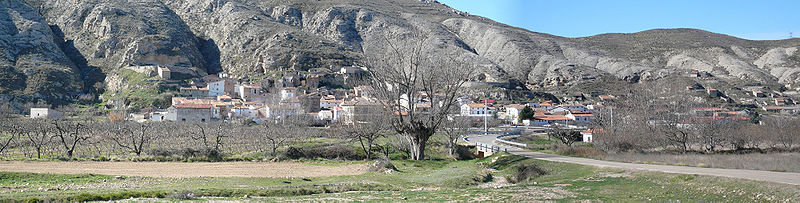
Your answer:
(368, 158), (398, 173)
(166, 191), (195, 200)
(454, 145), (476, 160)
(283, 146), (305, 159)
(280, 144), (362, 160)
(555, 146), (605, 158)
(510, 163), (547, 183)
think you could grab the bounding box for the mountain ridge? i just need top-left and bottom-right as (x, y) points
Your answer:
(1, 0), (799, 107)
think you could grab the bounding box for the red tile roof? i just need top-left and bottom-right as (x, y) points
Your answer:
(176, 103), (213, 109)
(534, 115), (571, 121)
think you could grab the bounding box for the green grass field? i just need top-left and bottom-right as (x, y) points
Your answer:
(2, 154), (799, 202)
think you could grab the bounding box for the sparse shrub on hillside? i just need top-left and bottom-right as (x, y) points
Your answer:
(509, 163), (547, 183)
(555, 146), (605, 158)
(280, 144), (363, 160)
(165, 191), (195, 200)
(368, 158), (398, 173)
(106, 112), (125, 122)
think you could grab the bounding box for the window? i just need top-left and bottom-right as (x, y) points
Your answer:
(181, 118), (186, 121)
(201, 119), (206, 122)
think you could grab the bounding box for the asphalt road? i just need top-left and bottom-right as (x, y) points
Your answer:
(467, 133), (800, 186)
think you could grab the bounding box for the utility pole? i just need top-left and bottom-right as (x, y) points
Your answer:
(484, 98), (488, 134)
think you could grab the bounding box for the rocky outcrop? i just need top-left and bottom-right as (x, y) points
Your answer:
(0, 0), (81, 104)
(30, 0), (208, 93)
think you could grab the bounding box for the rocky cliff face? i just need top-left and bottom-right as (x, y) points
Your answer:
(3, 0), (800, 106)
(0, 0), (81, 105)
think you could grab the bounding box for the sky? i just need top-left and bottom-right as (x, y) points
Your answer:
(438, 0), (800, 40)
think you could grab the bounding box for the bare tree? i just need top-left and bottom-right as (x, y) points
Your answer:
(188, 123), (228, 154)
(51, 120), (90, 158)
(339, 114), (390, 159)
(440, 116), (470, 157)
(365, 32), (475, 160)
(595, 79), (705, 153)
(257, 117), (313, 157)
(107, 122), (157, 156)
(258, 122), (294, 157)
(0, 118), (19, 155)
(18, 119), (51, 159)
(762, 116), (797, 150)
(548, 127), (581, 147)
(693, 119), (736, 153)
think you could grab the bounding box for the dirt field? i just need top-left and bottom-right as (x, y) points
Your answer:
(0, 161), (366, 178)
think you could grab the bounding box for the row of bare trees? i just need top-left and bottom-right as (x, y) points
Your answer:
(0, 118), (324, 159)
(592, 79), (799, 153)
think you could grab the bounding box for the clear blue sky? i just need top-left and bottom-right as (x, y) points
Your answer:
(438, 0), (800, 40)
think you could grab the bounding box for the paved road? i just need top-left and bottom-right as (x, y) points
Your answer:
(467, 133), (800, 186)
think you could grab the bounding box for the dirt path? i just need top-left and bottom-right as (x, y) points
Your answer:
(0, 161), (366, 178)
(468, 133), (800, 186)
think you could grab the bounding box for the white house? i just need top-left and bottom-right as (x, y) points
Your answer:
(208, 80), (226, 97)
(231, 106), (257, 118)
(460, 103), (495, 117)
(320, 97), (344, 109)
(262, 105), (299, 119)
(548, 107), (571, 115)
(280, 87), (298, 101)
(504, 104), (526, 124)
(566, 112), (595, 125)
(30, 108), (62, 120)
(558, 104), (587, 112)
(235, 85), (262, 101)
(318, 109), (334, 121)
(339, 66), (365, 74)
(157, 67), (171, 79)
(581, 129), (602, 143)
(151, 111), (168, 122)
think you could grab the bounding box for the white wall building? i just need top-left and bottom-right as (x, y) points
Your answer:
(208, 80), (226, 97)
(460, 103), (495, 117)
(504, 104), (526, 124)
(151, 111), (168, 122)
(566, 112), (595, 125)
(280, 87), (298, 101)
(30, 108), (62, 120)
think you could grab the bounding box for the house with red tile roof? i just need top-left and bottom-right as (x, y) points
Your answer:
(168, 103), (214, 122)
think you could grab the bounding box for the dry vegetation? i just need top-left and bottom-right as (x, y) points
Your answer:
(603, 152), (800, 172)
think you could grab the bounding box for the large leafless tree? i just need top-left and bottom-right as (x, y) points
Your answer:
(52, 120), (91, 158)
(107, 122), (158, 156)
(365, 32), (475, 160)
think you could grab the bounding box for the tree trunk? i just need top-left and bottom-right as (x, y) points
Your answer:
(358, 136), (370, 160)
(407, 133), (430, 160)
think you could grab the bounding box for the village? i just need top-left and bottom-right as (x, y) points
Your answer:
(26, 66), (800, 145)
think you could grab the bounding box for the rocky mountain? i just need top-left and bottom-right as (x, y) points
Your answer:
(2, 0), (800, 106)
